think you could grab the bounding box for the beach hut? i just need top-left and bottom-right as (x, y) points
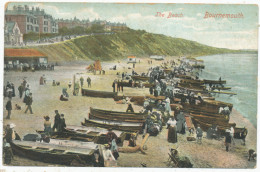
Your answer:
(4, 48), (47, 70)
(150, 55), (165, 61)
(127, 56), (137, 63)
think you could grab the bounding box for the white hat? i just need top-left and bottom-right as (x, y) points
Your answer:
(5, 143), (11, 147)
(9, 123), (16, 128)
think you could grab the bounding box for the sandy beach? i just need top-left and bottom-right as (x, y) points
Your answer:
(2, 57), (257, 168)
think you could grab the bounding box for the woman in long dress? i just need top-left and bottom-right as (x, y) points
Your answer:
(167, 118), (177, 143)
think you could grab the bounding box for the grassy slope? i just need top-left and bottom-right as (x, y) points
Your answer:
(33, 31), (240, 62)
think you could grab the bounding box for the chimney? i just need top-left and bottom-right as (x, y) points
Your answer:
(24, 5), (29, 11)
(17, 5), (23, 11)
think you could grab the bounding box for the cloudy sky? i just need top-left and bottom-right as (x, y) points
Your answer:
(6, 2), (258, 50)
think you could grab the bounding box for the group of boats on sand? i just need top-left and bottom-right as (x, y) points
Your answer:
(9, 56), (247, 167)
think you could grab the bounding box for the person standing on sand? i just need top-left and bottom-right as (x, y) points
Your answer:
(43, 116), (52, 136)
(18, 83), (24, 99)
(57, 114), (66, 132)
(52, 110), (60, 132)
(5, 98), (12, 119)
(24, 93), (33, 114)
(196, 124), (203, 144)
(112, 81), (116, 92)
(225, 131), (232, 152)
(80, 77), (84, 87)
(120, 80), (124, 92)
(167, 117), (177, 143)
(87, 77), (91, 88)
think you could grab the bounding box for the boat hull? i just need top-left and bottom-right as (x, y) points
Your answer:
(82, 89), (117, 98)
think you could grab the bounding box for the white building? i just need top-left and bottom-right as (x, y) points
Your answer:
(4, 21), (23, 45)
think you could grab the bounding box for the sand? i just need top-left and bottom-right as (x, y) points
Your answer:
(2, 57), (257, 168)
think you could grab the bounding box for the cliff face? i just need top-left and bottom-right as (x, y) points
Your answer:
(33, 30), (239, 62)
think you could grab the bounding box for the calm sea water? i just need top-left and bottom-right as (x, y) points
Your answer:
(197, 53), (258, 127)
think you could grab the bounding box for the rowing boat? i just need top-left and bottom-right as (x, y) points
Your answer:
(11, 140), (95, 165)
(131, 76), (150, 81)
(192, 118), (236, 134)
(180, 79), (204, 85)
(89, 107), (147, 123)
(114, 95), (165, 106)
(37, 125), (128, 145)
(189, 113), (229, 123)
(82, 89), (117, 98)
(208, 91), (237, 95)
(120, 81), (155, 88)
(82, 119), (144, 132)
(175, 74), (193, 80)
(203, 79), (226, 85)
(192, 64), (205, 69)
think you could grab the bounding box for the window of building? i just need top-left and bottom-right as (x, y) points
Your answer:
(27, 25), (30, 30)
(44, 27), (48, 32)
(44, 21), (48, 25)
(30, 18), (33, 23)
(35, 27), (39, 32)
(27, 17), (30, 22)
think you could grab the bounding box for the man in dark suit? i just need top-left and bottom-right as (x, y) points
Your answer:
(6, 98), (12, 119)
(24, 93), (33, 114)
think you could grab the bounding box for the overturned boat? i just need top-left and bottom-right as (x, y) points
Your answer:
(10, 139), (97, 165)
(89, 107), (147, 123)
(82, 89), (117, 98)
(82, 119), (144, 132)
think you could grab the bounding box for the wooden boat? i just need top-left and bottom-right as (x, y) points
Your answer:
(192, 118), (236, 134)
(114, 95), (165, 106)
(211, 87), (231, 90)
(82, 89), (117, 98)
(203, 79), (226, 85)
(189, 113), (229, 123)
(180, 79), (204, 85)
(37, 125), (129, 145)
(82, 119), (144, 132)
(120, 81), (155, 88)
(208, 91), (237, 95)
(131, 75), (150, 81)
(89, 107), (147, 123)
(11, 140), (95, 165)
(175, 74), (193, 80)
(192, 64), (205, 69)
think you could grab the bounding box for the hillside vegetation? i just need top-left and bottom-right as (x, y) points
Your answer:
(33, 30), (240, 62)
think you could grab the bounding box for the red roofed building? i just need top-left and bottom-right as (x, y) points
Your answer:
(127, 56), (137, 64)
(4, 48), (48, 69)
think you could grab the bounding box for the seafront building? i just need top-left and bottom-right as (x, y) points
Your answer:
(5, 5), (59, 34)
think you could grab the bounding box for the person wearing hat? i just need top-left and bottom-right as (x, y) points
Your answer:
(44, 116), (52, 135)
(57, 114), (66, 132)
(106, 128), (118, 145)
(5, 98), (12, 119)
(225, 131), (232, 152)
(5, 124), (16, 143)
(103, 144), (116, 167)
(126, 102), (134, 113)
(167, 117), (177, 143)
(24, 93), (33, 114)
(3, 143), (14, 165)
(52, 110), (60, 132)
(196, 124), (203, 144)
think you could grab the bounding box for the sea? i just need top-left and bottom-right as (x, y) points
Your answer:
(196, 53), (258, 128)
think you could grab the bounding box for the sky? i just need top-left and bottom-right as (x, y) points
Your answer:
(6, 2), (259, 50)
